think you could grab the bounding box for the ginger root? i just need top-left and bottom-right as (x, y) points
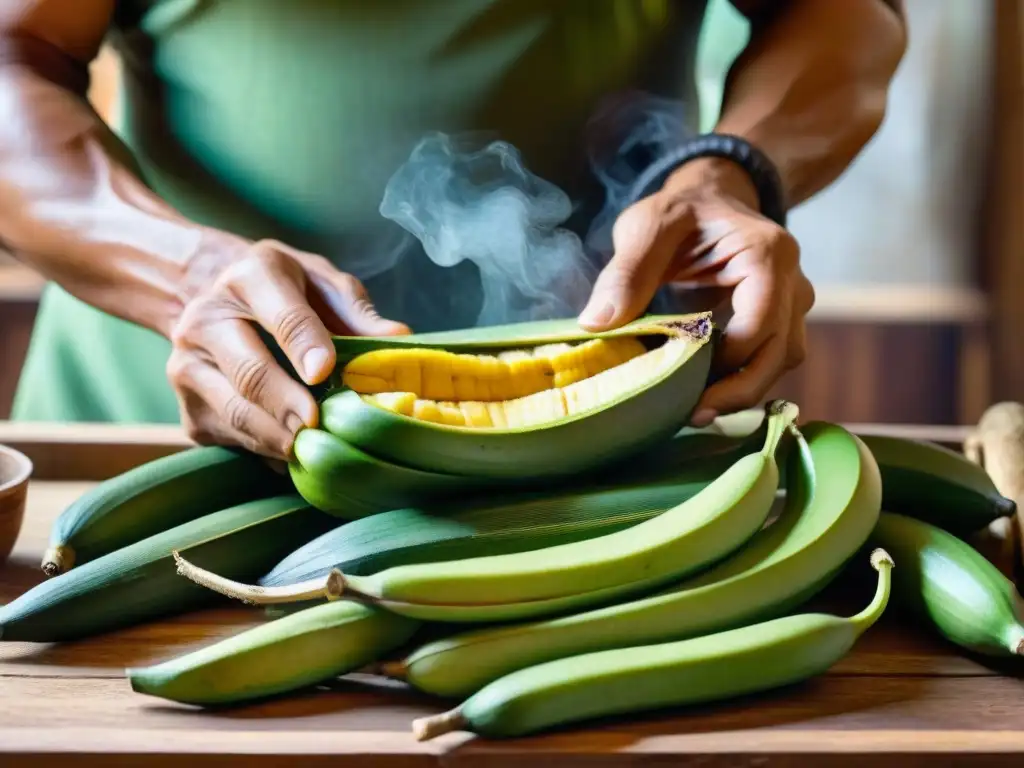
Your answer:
(964, 402), (1024, 585)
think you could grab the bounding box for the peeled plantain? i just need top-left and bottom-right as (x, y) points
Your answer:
(323, 313), (714, 479)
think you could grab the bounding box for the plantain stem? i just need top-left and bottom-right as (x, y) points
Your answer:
(412, 708), (468, 741)
(760, 400), (800, 458)
(1004, 625), (1024, 656)
(996, 495), (1018, 518)
(41, 545), (74, 577)
(673, 314), (712, 341)
(849, 548), (894, 633)
(377, 660), (408, 679)
(172, 551), (345, 605)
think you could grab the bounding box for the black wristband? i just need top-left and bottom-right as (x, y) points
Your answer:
(624, 133), (788, 228)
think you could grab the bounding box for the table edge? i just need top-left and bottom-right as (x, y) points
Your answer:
(3, 728), (1024, 756)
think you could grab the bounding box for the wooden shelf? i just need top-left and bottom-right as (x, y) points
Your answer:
(0, 265), (991, 325)
(807, 285), (989, 324)
(0, 422), (192, 481)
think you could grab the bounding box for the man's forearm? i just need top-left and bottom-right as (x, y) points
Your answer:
(0, 60), (245, 337)
(710, 0), (908, 208)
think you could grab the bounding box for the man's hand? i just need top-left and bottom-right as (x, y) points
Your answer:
(169, 240), (410, 460)
(579, 158), (814, 427)
(575, 0), (905, 427)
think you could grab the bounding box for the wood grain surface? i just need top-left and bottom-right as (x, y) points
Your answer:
(3, 480), (1024, 766)
(0, 422), (192, 481)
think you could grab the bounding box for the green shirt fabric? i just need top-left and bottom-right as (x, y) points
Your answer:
(13, 0), (717, 424)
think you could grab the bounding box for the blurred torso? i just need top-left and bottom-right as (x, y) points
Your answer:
(13, 0), (709, 422)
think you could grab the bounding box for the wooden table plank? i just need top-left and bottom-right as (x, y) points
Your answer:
(0, 422), (193, 481)
(3, 677), (1024, 767)
(5, 666), (1023, 733)
(4, 478), (1024, 765)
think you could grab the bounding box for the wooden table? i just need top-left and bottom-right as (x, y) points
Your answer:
(3, 426), (1024, 766)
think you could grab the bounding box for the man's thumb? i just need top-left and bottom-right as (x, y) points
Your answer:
(579, 200), (676, 331)
(579, 247), (665, 331)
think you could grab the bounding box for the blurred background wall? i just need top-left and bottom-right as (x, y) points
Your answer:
(1, 0), (1020, 426)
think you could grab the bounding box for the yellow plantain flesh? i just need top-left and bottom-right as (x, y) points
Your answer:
(349, 336), (689, 430)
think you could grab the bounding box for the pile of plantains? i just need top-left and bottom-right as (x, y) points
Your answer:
(2, 313), (1020, 741)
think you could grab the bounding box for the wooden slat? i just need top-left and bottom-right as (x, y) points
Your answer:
(3, 678), (1024, 767)
(766, 324), (967, 427)
(984, 0), (1024, 402)
(3, 728), (1024, 768)
(840, 422), (972, 447)
(0, 266), (993, 323)
(807, 285), (989, 324)
(0, 422), (192, 481)
(959, 323), (994, 425)
(0, 421), (191, 446)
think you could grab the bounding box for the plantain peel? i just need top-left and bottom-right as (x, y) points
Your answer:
(341, 314), (710, 429)
(321, 314), (715, 479)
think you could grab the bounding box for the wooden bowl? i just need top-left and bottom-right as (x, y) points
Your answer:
(0, 444), (32, 563)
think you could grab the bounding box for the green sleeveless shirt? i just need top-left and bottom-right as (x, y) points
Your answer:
(13, 0), (746, 424)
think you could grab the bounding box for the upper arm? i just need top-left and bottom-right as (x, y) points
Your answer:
(0, 0), (115, 94)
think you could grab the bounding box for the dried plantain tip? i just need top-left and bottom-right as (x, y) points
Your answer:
(666, 313), (712, 341)
(767, 399), (799, 420)
(41, 545), (74, 577)
(412, 709), (467, 741)
(870, 548), (895, 571)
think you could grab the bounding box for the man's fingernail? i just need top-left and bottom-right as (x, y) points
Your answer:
(301, 347), (329, 380)
(382, 320), (412, 336)
(691, 408), (718, 427)
(580, 302), (615, 327)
